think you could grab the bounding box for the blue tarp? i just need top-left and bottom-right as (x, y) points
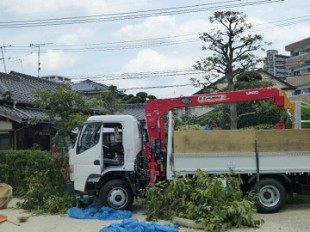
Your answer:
(99, 219), (179, 232)
(67, 203), (132, 220)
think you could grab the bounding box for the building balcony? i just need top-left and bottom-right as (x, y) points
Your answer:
(286, 53), (310, 69)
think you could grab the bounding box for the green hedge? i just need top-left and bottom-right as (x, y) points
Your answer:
(0, 149), (75, 214)
(0, 150), (63, 196)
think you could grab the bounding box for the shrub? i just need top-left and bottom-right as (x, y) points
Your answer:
(0, 150), (76, 214)
(17, 170), (75, 214)
(0, 150), (55, 195)
(143, 170), (263, 231)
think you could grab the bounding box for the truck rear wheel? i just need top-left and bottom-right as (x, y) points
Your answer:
(99, 179), (133, 210)
(252, 178), (286, 214)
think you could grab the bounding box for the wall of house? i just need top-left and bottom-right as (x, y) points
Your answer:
(259, 71), (295, 96)
(0, 118), (51, 150)
(0, 118), (13, 150)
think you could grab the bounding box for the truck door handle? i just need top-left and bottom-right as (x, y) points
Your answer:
(94, 160), (100, 165)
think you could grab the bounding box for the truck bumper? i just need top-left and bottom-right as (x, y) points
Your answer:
(66, 181), (75, 194)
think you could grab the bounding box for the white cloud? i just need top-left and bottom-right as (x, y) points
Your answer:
(248, 17), (310, 54)
(122, 49), (191, 72)
(114, 16), (178, 39)
(116, 49), (198, 97)
(114, 16), (211, 40)
(23, 50), (78, 71)
(0, 0), (152, 16)
(56, 28), (95, 45)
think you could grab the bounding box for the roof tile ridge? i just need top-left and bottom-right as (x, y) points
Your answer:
(10, 71), (60, 86)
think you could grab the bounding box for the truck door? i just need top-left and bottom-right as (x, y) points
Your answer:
(73, 122), (103, 192)
(102, 123), (124, 167)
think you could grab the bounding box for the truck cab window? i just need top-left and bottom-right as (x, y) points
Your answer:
(77, 123), (101, 154)
(102, 123), (124, 166)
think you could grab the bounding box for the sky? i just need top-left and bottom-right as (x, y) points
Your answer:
(0, 0), (309, 98)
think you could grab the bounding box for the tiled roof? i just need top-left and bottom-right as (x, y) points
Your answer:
(0, 71), (59, 123)
(18, 106), (48, 121)
(0, 72), (146, 122)
(0, 104), (47, 123)
(0, 71), (60, 104)
(95, 103), (147, 121)
(72, 79), (110, 93)
(119, 103), (147, 121)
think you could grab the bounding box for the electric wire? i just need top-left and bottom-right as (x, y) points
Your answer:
(119, 83), (193, 91)
(5, 14), (310, 55)
(2, 1), (308, 91)
(70, 70), (205, 81)
(0, 0), (282, 29)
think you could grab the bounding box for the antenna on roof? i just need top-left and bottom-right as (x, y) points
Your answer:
(0, 42), (11, 73)
(30, 43), (53, 78)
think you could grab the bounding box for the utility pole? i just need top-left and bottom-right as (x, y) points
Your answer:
(0, 43), (11, 73)
(30, 43), (52, 78)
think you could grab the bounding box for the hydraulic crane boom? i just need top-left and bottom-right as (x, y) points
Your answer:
(144, 87), (295, 184)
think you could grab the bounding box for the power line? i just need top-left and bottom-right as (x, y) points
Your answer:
(5, 13), (310, 55)
(5, 38), (199, 53)
(8, 14), (310, 50)
(0, 0), (283, 29)
(70, 69), (205, 81)
(119, 83), (194, 91)
(68, 69), (220, 92)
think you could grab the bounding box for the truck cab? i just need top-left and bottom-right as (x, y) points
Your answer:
(68, 115), (143, 209)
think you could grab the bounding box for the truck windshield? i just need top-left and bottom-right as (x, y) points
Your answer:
(77, 123), (101, 154)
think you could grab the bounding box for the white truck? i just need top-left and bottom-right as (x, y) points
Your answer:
(67, 87), (310, 213)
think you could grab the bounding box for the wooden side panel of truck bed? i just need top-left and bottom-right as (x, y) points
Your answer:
(174, 130), (256, 153)
(172, 129), (310, 175)
(256, 129), (310, 152)
(174, 129), (310, 154)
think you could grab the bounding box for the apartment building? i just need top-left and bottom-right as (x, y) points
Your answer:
(264, 50), (290, 79)
(285, 37), (310, 102)
(41, 75), (72, 85)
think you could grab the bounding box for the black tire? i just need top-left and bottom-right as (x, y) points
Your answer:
(99, 179), (133, 210)
(252, 178), (286, 214)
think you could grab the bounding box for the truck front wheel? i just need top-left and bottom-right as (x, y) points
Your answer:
(252, 178), (286, 214)
(99, 179), (133, 210)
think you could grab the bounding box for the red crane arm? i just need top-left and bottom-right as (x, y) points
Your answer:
(144, 87), (294, 184)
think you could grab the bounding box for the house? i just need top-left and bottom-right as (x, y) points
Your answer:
(0, 71), (61, 150)
(41, 75), (72, 85)
(0, 74), (149, 150)
(194, 69), (295, 95)
(72, 79), (114, 95)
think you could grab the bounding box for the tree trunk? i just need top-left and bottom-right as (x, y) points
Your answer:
(228, 79), (238, 129)
(230, 103), (238, 129)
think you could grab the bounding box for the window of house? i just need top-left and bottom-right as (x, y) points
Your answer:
(301, 89), (309, 95)
(294, 90), (301, 95)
